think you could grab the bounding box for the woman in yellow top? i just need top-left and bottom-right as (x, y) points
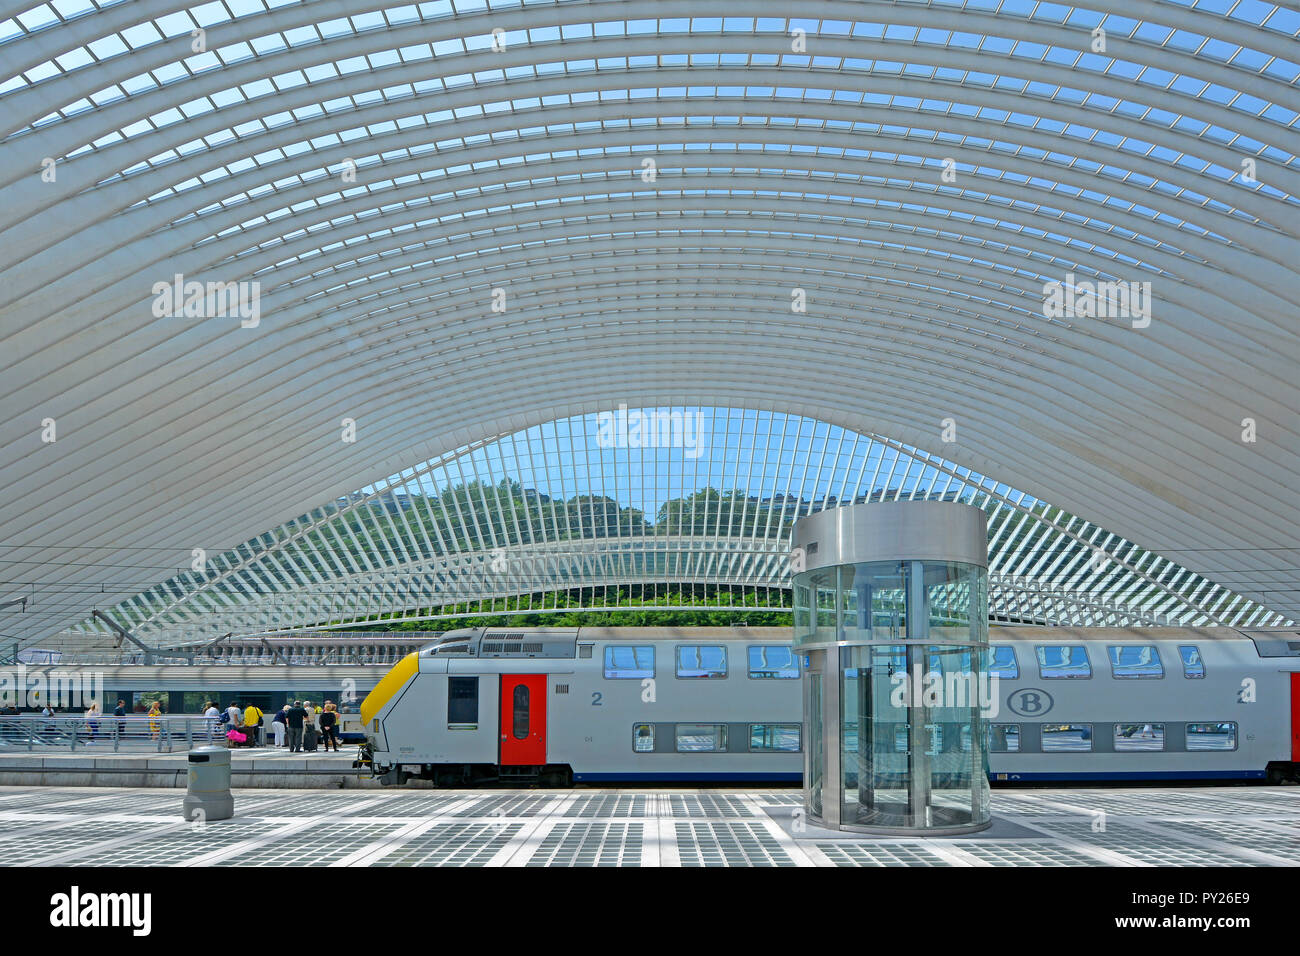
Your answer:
(147, 701), (162, 737)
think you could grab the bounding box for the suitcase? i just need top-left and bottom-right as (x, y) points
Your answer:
(303, 725), (318, 752)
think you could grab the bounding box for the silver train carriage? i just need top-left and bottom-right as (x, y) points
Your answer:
(358, 626), (1300, 786)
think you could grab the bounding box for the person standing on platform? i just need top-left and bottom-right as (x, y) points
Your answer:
(224, 701), (244, 747)
(114, 699), (126, 740)
(286, 700), (307, 753)
(302, 700), (318, 753)
(84, 701), (100, 743)
(271, 704), (287, 748)
(243, 702), (264, 747)
(147, 700), (162, 738)
(319, 701), (340, 752)
(203, 701), (221, 740)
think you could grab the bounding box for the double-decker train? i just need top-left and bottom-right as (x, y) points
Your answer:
(358, 625), (1300, 786)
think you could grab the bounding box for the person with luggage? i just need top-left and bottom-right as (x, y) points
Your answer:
(243, 702), (265, 747)
(222, 701), (245, 747)
(285, 700), (307, 753)
(318, 701), (341, 752)
(302, 700), (318, 752)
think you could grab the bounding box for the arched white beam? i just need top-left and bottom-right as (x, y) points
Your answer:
(5, 219), (1294, 535)
(5, 42), (1293, 211)
(6, 157), (1290, 354)
(8, 83), (1293, 243)
(7, 0), (1295, 94)
(10, 124), (1296, 304)
(7, 214), (1289, 522)
(5, 4), (1295, 156)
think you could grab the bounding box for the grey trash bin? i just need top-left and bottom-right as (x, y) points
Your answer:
(182, 746), (234, 822)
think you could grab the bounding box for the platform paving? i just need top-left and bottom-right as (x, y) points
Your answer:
(0, 785), (1297, 866)
(0, 746), (374, 788)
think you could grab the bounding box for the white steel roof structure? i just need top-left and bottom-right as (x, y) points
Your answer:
(44, 409), (1291, 656)
(0, 0), (1297, 652)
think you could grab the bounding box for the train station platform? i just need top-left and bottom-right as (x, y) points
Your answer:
(0, 747), (379, 790)
(0, 785), (1296, 867)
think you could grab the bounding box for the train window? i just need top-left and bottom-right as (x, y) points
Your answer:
(1113, 723), (1165, 751)
(957, 723), (973, 752)
(675, 723), (728, 753)
(1036, 645), (1091, 679)
(1041, 723), (1093, 752)
(1179, 645), (1205, 679)
(633, 723), (655, 753)
(675, 645), (727, 679)
(512, 684), (529, 739)
(987, 724), (1020, 752)
(1108, 645), (1164, 679)
(447, 677), (478, 726)
(749, 723), (801, 752)
(748, 645), (800, 679)
(1186, 722), (1237, 751)
(892, 724), (910, 753)
(604, 645), (654, 679)
(987, 646), (1019, 679)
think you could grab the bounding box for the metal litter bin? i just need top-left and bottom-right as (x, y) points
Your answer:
(182, 745), (233, 822)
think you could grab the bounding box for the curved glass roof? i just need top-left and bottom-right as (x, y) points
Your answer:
(1, 1), (1297, 648)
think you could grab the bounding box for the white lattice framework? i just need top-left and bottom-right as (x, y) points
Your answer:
(1, 1), (1298, 650)
(51, 410), (1291, 650)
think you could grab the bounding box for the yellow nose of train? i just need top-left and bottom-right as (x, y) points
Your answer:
(359, 651), (419, 727)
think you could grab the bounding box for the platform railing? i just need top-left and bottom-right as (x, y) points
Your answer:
(0, 715), (229, 753)
(27, 647), (419, 666)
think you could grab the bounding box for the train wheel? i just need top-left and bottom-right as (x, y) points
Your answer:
(541, 766), (573, 788)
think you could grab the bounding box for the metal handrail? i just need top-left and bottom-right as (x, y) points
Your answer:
(0, 715), (230, 753)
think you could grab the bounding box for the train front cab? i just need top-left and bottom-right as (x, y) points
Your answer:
(361, 643), (573, 787)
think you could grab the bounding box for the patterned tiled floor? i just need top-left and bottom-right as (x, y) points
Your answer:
(0, 785), (1296, 867)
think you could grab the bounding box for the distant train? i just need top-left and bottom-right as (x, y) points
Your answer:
(358, 626), (1300, 786)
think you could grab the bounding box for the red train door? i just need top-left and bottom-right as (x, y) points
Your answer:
(1291, 674), (1300, 762)
(500, 674), (547, 765)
